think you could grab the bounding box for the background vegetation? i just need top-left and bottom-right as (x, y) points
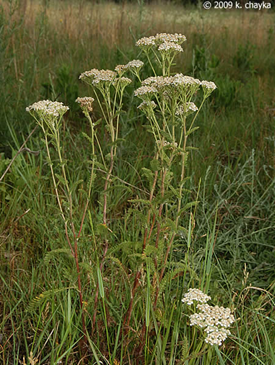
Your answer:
(0, 0), (274, 364)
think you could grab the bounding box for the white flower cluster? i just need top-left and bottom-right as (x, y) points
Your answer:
(142, 76), (174, 88)
(182, 289), (234, 346)
(158, 42), (183, 53)
(175, 102), (198, 116)
(26, 100), (69, 118)
(115, 60), (144, 75)
(193, 304), (235, 329)
(76, 97), (94, 112)
(181, 288), (211, 305)
(141, 75), (201, 92)
(155, 33), (186, 44)
(79, 69), (116, 85)
(134, 86), (157, 98)
(126, 60), (144, 69)
(204, 327), (231, 346)
(136, 36), (156, 48)
(201, 80), (217, 90)
(173, 74), (201, 87)
(136, 33), (186, 49)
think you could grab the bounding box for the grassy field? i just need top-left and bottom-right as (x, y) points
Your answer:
(0, 1), (275, 364)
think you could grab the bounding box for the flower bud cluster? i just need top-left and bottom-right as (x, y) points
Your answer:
(76, 97), (94, 112)
(182, 289), (234, 346)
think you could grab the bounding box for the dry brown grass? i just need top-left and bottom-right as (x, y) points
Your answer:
(6, 0), (275, 48)
(2, 1), (274, 98)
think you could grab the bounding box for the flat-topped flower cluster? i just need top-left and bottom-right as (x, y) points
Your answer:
(79, 68), (132, 91)
(26, 100), (69, 119)
(136, 33), (186, 53)
(136, 74), (216, 97)
(79, 60), (144, 91)
(134, 73), (216, 116)
(182, 289), (235, 346)
(26, 100), (69, 129)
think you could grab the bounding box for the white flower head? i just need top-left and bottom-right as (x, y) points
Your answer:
(26, 100), (69, 120)
(201, 81), (217, 90)
(143, 76), (175, 89)
(158, 42), (183, 53)
(134, 86), (157, 100)
(26, 100), (69, 130)
(204, 327), (231, 346)
(188, 300), (235, 347)
(124, 60), (144, 78)
(201, 80), (217, 97)
(80, 69), (116, 87)
(182, 288), (211, 306)
(174, 74), (201, 87)
(155, 33), (186, 44)
(136, 36), (156, 49)
(196, 304), (235, 328)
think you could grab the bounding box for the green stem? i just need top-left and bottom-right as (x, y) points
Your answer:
(42, 128), (65, 223)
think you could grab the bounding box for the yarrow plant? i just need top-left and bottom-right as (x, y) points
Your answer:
(128, 33), (217, 318)
(182, 289), (235, 346)
(25, 33), (227, 364)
